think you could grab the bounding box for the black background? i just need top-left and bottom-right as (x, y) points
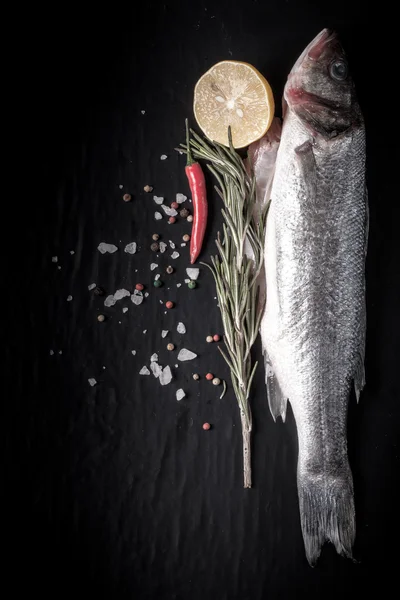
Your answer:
(6, 1), (399, 598)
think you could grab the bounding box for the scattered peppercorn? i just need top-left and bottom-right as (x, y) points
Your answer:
(213, 334), (221, 342)
(193, 373), (200, 380)
(182, 234), (190, 242)
(206, 336), (213, 343)
(212, 378), (221, 386)
(97, 314), (105, 322)
(187, 215), (193, 223)
(93, 286), (105, 296)
(171, 201), (179, 209)
(152, 233), (160, 241)
(166, 265), (174, 274)
(144, 185), (153, 192)
(151, 242), (159, 252)
(179, 208), (189, 218)
(123, 193), (131, 202)
(202, 422), (211, 431)
(168, 216), (176, 224)
(153, 280), (163, 288)
(188, 281), (197, 289)
(205, 373), (214, 381)
(135, 283), (144, 291)
(167, 343), (175, 351)
(165, 301), (174, 309)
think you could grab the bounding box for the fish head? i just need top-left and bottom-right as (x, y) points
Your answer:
(285, 29), (362, 139)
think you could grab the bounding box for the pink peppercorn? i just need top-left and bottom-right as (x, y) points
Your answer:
(171, 201), (179, 209)
(166, 301), (174, 309)
(213, 334), (221, 342)
(135, 283), (144, 291)
(205, 373), (214, 381)
(169, 216), (176, 224)
(202, 423), (211, 431)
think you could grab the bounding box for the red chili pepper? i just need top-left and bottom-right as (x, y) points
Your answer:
(185, 119), (208, 264)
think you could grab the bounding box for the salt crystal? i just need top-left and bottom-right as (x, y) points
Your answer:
(102, 366), (106, 369)
(159, 241), (167, 253)
(131, 290), (143, 305)
(131, 350), (136, 355)
(159, 365), (173, 385)
(176, 193), (187, 203)
(52, 256), (58, 263)
(57, 266), (61, 270)
(177, 322), (186, 334)
(119, 184), (123, 189)
(177, 348), (197, 361)
(144, 292), (149, 297)
(88, 378), (97, 386)
(150, 353), (158, 362)
(122, 307), (128, 313)
(58, 350), (63, 355)
(70, 250), (75, 255)
(114, 288), (130, 301)
(67, 295), (73, 301)
(98, 242), (118, 254)
(124, 242), (137, 254)
(176, 389), (186, 401)
(184, 279), (190, 283)
(139, 366), (150, 375)
(161, 205), (178, 217)
(153, 195), (164, 205)
(181, 243), (186, 247)
(169, 240), (176, 249)
(160, 154), (168, 160)
(186, 268), (200, 280)
(159, 300), (163, 304)
(49, 350), (54, 356)
(150, 361), (163, 378)
(88, 283), (96, 291)
(154, 212), (163, 220)
(155, 274), (161, 281)
(161, 330), (168, 338)
(175, 364), (178, 368)
(171, 251), (180, 259)
(143, 330), (147, 334)
(141, 110), (146, 114)
(105, 295), (117, 307)
(176, 283), (182, 288)
(150, 263), (158, 271)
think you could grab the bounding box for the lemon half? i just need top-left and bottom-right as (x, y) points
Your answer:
(193, 60), (275, 149)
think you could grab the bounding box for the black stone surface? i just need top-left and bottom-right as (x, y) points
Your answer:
(6, 1), (399, 598)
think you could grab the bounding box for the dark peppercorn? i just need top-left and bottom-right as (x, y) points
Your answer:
(93, 286), (105, 296)
(179, 208), (189, 218)
(150, 242), (159, 252)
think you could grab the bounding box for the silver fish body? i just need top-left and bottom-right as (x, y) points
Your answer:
(260, 29), (368, 565)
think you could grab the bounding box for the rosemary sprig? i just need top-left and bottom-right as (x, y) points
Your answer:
(177, 127), (267, 488)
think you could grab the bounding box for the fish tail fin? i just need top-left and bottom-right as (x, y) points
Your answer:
(297, 470), (355, 566)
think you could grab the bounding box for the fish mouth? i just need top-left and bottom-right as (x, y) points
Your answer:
(289, 28), (335, 75)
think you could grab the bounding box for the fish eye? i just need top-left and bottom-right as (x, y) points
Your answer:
(329, 60), (348, 81)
